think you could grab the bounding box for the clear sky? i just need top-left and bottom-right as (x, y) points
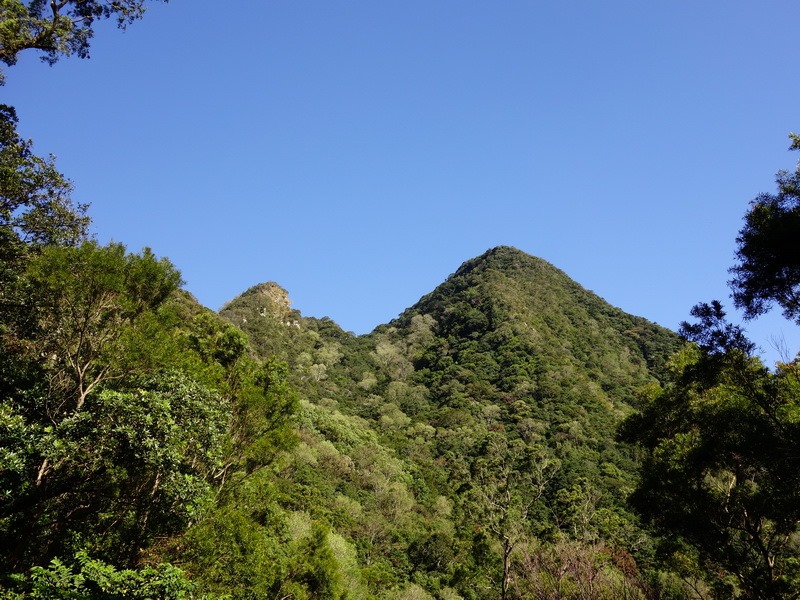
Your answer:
(4, 1), (799, 365)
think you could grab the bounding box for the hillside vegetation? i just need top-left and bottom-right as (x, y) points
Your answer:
(3, 218), (799, 598)
(176, 245), (683, 599)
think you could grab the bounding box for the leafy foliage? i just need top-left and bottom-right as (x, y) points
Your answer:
(6, 551), (197, 599)
(0, 103), (88, 312)
(623, 140), (800, 598)
(679, 300), (756, 356)
(0, 0), (165, 84)
(0, 239), (304, 600)
(2, 244), (196, 568)
(0, 104), (88, 248)
(730, 137), (800, 325)
(621, 334), (800, 597)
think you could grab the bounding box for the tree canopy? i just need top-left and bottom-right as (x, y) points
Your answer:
(621, 333), (800, 598)
(622, 138), (800, 599)
(0, 103), (88, 253)
(0, 0), (165, 83)
(729, 136), (800, 325)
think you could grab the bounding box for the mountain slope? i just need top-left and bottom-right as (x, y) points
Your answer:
(204, 246), (683, 598)
(368, 247), (681, 564)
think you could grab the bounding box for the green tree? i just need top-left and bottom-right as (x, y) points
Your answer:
(623, 138), (800, 598)
(621, 335), (800, 598)
(0, 104), (87, 245)
(729, 135), (800, 326)
(20, 241), (181, 411)
(6, 551), (197, 599)
(0, 0), (165, 84)
(280, 524), (346, 600)
(0, 103), (88, 286)
(0, 242), (222, 572)
(466, 434), (559, 600)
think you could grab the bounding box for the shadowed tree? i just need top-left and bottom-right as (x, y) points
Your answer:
(623, 137), (800, 598)
(730, 135), (800, 326)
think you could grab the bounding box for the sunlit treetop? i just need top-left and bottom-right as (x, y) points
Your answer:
(0, 0), (165, 84)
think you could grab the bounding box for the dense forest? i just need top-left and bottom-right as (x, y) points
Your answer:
(2, 2), (800, 598)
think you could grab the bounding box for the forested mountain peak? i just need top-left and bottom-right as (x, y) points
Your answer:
(451, 245), (557, 278)
(389, 246), (678, 378)
(401, 245), (604, 320)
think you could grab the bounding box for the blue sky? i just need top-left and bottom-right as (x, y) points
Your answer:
(4, 1), (799, 365)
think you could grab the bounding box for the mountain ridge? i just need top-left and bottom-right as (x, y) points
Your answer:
(224, 245), (672, 341)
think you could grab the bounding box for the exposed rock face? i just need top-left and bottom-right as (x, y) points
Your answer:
(251, 282), (291, 314)
(222, 281), (297, 324)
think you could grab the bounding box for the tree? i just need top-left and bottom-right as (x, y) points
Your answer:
(0, 0), (166, 84)
(678, 300), (756, 357)
(621, 333), (800, 598)
(19, 241), (182, 411)
(0, 242), (210, 572)
(0, 103), (89, 364)
(279, 524), (346, 600)
(466, 434), (559, 600)
(729, 136), (800, 325)
(623, 137), (800, 598)
(0, 103), (88, 272)
(7, 551), (197, 599)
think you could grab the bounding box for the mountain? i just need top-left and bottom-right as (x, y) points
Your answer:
(199, 246), (682, 599)
(395, 246), (677, 375)
(387, 245), (677, 403)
